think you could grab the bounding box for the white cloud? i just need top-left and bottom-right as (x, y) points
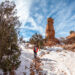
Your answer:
(23, 37), (30, 41)
(34, 13), (44, 24)
(54, 2), (75, 34)
(26, 17), (44, 33)
(19, 15), (45, 35)
(14, 0), (34, 25)
(0, 0), (5, 3)
(47, 1), (63, 18)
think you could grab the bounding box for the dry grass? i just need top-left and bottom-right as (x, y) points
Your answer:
(30, 57), (43, 75)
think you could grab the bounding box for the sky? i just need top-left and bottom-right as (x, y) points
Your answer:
(0, 0), (75, 41)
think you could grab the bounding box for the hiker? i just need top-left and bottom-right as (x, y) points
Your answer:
(33, 45), (38, 58)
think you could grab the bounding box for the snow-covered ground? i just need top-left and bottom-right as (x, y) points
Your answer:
(38, 47), (75, 75)
(0, 44), (75, 75)
(15, 44), (34, 75)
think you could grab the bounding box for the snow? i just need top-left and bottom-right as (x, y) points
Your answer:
(39, 47), (75, 75)
(46, 46), (63, 51)
(15, 44), (34, 75)
(16, 45), (75, 75)
(0, 44), (75, 75)
(0, 70), (3, 75)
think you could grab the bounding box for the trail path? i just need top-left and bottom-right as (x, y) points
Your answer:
(15, 45), (75, 75)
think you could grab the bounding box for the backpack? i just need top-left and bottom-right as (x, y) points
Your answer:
(34, 47), (38, 52)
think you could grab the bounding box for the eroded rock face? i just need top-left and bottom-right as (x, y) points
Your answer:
(45, 18), (59, 46)
(66, 32), (75, 44)
(67, 32), (75, 39)
(46, 18), (55, 39)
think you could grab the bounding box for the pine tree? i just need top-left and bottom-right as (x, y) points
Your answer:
(0, 0), (21, 74)
(29, 33), (44, 49)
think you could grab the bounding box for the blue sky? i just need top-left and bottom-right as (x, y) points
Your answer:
(0, 0), (75, 40)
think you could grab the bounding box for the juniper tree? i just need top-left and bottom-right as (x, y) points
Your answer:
(0, 0), (21, 74)
(29, 33), (44, 49)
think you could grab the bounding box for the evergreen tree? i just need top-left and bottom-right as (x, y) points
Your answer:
(0, 0), (21, 74)
(29, 33), (44, 49)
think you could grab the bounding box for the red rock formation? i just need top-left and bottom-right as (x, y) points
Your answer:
(46, 18), (55, 39)
(45, 18), (59, 46)
(67, 32), (75, 39)
(65, 31), (75, 44)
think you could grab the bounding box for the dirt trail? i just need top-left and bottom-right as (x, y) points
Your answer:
(30, 57), (46, 75)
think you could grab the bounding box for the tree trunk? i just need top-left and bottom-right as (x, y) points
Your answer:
(9, 70), (15, 75)
(3, 72), (7, 75)
(9, 66), (15, 75)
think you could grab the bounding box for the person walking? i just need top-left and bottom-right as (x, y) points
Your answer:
(33, 45), (38, 59)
